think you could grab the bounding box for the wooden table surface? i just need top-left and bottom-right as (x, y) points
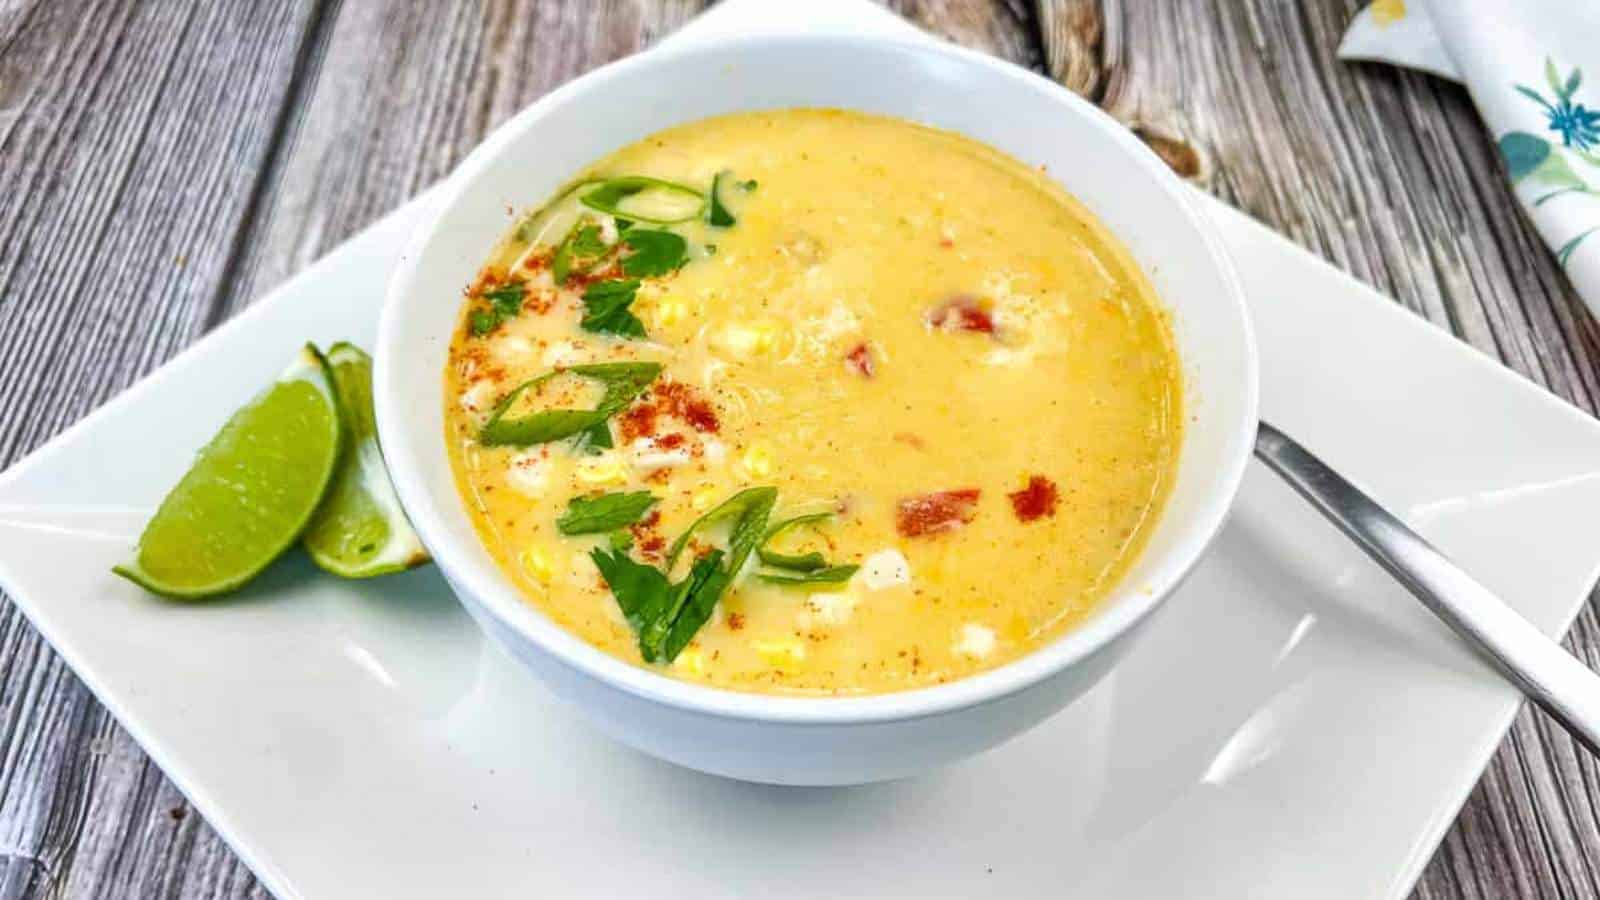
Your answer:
(3, 1), (1599, 896)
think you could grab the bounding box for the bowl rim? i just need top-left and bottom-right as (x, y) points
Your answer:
(375, 30), (1260, 726)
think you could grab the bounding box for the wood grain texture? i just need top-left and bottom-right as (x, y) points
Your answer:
(1040, 3), (1600, 897)
(0, 0), (323, 896)
(0, 0), (1596, 896)
(230, 0), (714, 313)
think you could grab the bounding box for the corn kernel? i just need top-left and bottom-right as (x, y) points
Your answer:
(690, 485), (720, 511)
(752, 638), (807, 669)
(954, 624), (996, 659)
(575, 454), (630, 485)
(458, 379), (495, 415)
(806, 592), (857, 626)
(505, 450), (549, 498)
(654, 297), (688, 328)
(492, 334), (535, 363)
(520, 545), (556, 584)
(701, 358), (729, 390)
(716, 321), (779, 358)
(674, 648), (707, 676)
(740, 443), (773, 478)
(753, 324), (779, 354)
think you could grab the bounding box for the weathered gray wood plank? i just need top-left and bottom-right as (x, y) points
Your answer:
(3, 0), (1599, 897)
(0, 0), (326, 896)
(888, 0), (1041, 71)
(231, 0), (716, 311)
(1036, 1), (1600, 897)
(0, 1), (1035, 895)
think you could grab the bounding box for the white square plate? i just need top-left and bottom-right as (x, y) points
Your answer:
(3, 2), (1599, 897)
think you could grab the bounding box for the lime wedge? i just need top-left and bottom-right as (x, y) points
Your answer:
(302, 342), (429, 577)
(114, 344), (344, 599)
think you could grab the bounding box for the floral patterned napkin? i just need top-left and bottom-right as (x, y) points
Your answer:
(1340, 0), (1600, 314)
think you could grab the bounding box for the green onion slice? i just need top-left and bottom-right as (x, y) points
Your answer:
(757, 565), (860, 587)
(478, 362), (661, 448)
(665, 486), (778, 573)
(708, 170), (737, 227)
(580, 176), (706, 224)
(757, 512), (836, 571)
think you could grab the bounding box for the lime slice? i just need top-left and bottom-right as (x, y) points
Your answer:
(302, 342), (429, 577)
(114, 344), (344, 599)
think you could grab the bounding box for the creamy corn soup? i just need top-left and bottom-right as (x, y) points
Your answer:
(444, 109), (1182, 695)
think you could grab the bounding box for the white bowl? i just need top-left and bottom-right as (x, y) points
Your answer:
(375, 33), (1258, 786)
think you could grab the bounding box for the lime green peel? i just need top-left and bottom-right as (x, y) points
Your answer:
(114, 344), (344, 599)
(302, 342), (430, 577)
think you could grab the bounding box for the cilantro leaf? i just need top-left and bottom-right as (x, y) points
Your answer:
(553, 219), (610, 285)
(592, 545), (729, 665)
(588, 486), (873, 662)
(662, 553), (731, 662)
(619, 229), (688, 278)
(466, 282), (527, 335)
(468, 309), (499, 336)
(573, 419), (613, 454)
(641, 487), (775, 663)
(641, 549), (726, 662)
(571, 223), (608, 257)
(580, 279), (647, 338)
(557, 491), (658, 535)
(485, 283), (524, 317)
(590, 546), (672, 639)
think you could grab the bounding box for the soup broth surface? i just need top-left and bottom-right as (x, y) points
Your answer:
(444, 109), (1182, 695)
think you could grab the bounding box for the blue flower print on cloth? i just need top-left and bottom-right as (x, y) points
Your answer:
(1339, 1), (1600, 317)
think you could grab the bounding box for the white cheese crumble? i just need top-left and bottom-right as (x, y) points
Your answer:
(492, 334), (535, 363)
(574, 451), (631, 486)
(628, 437), (693, 472)
(714, 322), (776, 358)
(809, 301), (861, 344)
(983, 272), (1052, 335)
(954, 624), (997, 659)
(458, 379), (496, 415)
(701, 358), (729, 391)
(542, 340), (587, 368)
(505, 450), (550, 498)
(805, 592), (857, 626)
(983, 346), (1037, 368)
(859, 549), (911, 590)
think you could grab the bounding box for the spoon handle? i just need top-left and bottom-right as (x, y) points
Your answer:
(1254, 421), (1600, 754)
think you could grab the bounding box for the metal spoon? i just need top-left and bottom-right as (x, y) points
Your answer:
(1254, 421), (1600, 754)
